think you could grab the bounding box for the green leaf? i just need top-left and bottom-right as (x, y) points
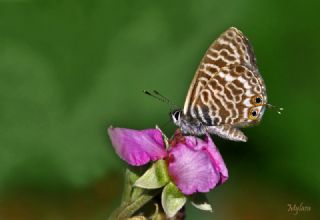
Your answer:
(121, 168), (137, 204)
(134, 160), (169, 189)
(122, 166), (150, 203)
(190, 193), (213, 212)
(161, 182), (187, 218)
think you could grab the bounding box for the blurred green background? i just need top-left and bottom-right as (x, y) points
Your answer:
(0, 0), (319, 219)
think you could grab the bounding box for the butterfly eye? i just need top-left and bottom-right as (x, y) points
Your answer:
(173, 111), (180, 121)
(249, 108), (259, 120)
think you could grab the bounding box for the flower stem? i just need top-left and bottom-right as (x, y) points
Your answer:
(116, 189), (160, 219)
(121, 169), (134, 205)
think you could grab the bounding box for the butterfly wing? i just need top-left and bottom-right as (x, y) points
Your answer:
(207, 125), (248, 142)
(183, 27), (266, 127)
(196, 64), (267, 127)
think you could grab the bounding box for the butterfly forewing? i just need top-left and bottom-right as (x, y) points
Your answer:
(183, 27), (266, 127)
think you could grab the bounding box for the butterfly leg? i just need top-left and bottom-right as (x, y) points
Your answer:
(207, 125), (248, 142)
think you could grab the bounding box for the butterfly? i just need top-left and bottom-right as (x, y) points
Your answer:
(145, 27), (281, 142)
(172, 27), (268, 142)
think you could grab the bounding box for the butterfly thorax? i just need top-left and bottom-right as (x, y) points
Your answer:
(170, 109), (208, 135)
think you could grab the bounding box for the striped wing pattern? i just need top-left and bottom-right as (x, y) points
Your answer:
(183, 27), (266, 127)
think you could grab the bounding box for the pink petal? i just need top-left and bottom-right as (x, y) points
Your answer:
(167, 143), (218, 195)
(184, 135), (228, 183)
(167, 135), (228, 195)
(204, 134), (229, 184)
(108, 127), (167, 166)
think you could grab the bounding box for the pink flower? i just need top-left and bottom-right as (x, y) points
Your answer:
(108, 127), (228, 195)
(167, 134), (228, 195)
(107, 128), (167, 166)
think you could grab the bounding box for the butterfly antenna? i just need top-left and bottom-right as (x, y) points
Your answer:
(152, 90), (170, 101)
(143, 90), (179, 110)
(266, 103), (284, 115)
(153, 90), (178, 107)
(143, 90), (168, 103)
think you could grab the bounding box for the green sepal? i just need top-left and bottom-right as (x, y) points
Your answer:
(150, 203), (160, 220)
(121, 167), (141, 205)
(190, 193), (213, 212)
(161, 182), (187, 218)
(156, 125), (169, 149)
(134, 160), (170, 189)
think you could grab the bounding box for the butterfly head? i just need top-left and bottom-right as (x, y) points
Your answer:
(170, 109), (182, 126)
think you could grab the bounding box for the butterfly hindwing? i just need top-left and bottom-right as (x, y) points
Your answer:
(207, 125), (248, 142)
(192, 64), (267, 127)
